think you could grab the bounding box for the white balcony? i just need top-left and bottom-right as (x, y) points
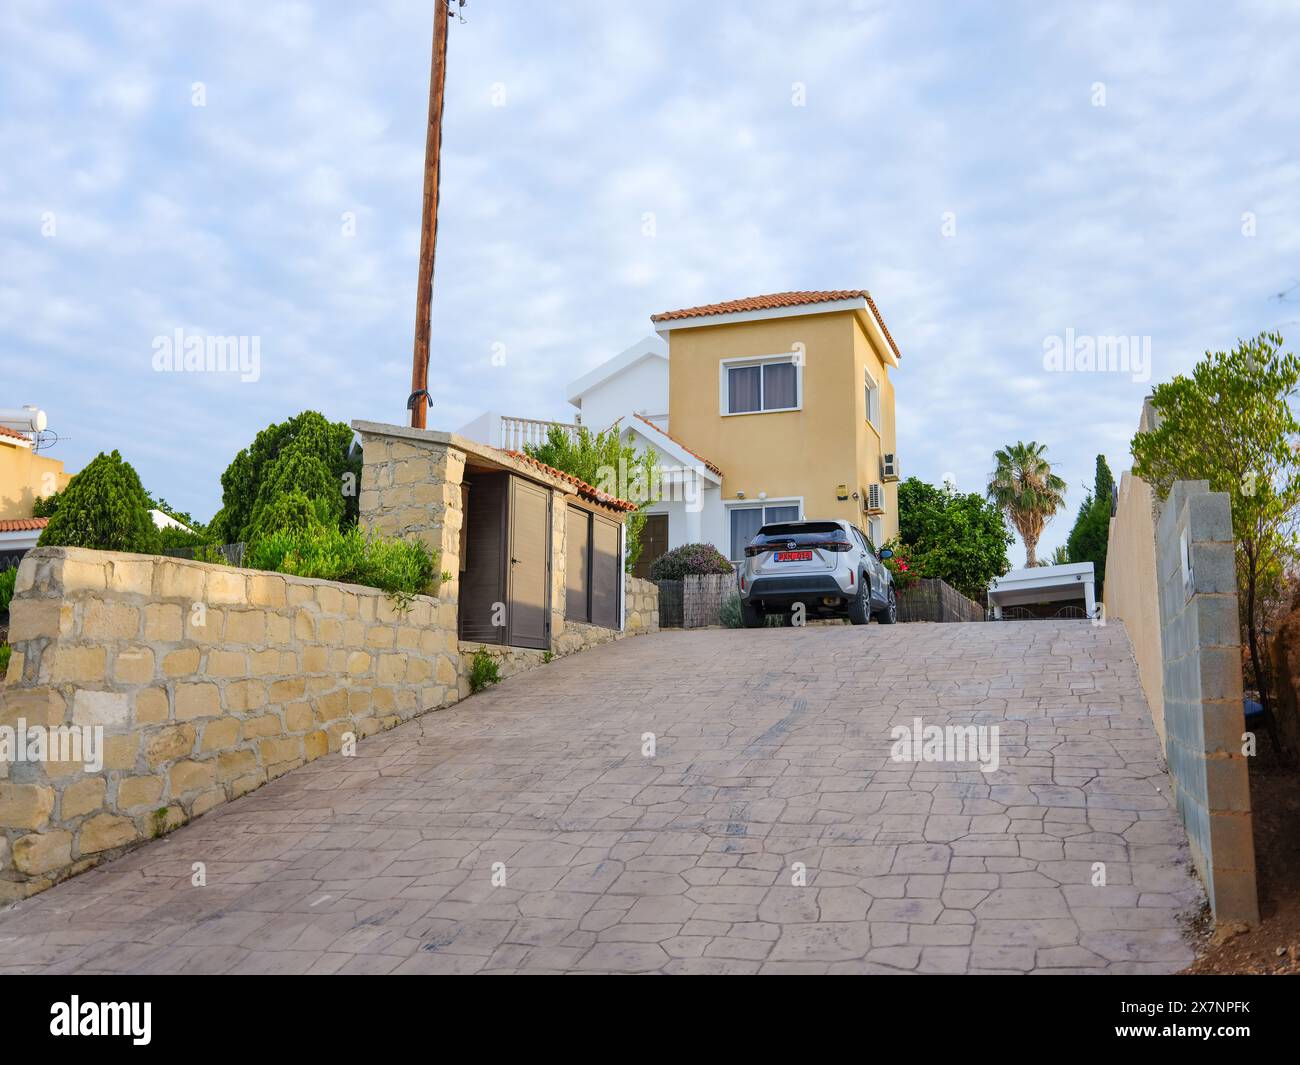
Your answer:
(457, 410), (581, 452)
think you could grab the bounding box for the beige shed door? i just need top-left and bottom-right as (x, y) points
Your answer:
(507, 476), (550, 649)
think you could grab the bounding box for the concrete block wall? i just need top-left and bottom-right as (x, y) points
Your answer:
(1156, 480), (1258, 925)
(0, 547), (461, 900)
(1105, 469), (1165, 742)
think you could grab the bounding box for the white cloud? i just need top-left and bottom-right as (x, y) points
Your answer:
(0, 0), (1296, 563)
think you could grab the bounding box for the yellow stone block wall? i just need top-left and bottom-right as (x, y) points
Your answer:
(0, 547), (461, 900)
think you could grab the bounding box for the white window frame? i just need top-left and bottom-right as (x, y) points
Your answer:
(724, 496), (805, 560)
(864, 365), (881, 429)
(719, 354), (803, 416)
(868, 516), (883, 547)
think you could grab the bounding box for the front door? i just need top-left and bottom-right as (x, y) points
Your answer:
(507, 477), (550, 649)
(633, 513), (669, 579)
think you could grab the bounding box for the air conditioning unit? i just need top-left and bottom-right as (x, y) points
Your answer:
(866, 483), (885, 514)
(881, 453), (899, 481)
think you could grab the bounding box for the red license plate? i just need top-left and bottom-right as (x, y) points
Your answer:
(774, 550), (812, 562)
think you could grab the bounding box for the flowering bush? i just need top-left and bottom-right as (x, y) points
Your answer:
(648, 542), (734, 580)
(881, 537), (919, 590)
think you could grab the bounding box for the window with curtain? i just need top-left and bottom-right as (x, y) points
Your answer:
(730, 503), (801, 558)
(725, 357), (799, 414)
(727, 365), (762, 413)
(763, 362), (797, 409)
(730, 506), (764, 559)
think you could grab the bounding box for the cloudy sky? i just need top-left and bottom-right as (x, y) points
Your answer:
(3, 0), (1298, 556)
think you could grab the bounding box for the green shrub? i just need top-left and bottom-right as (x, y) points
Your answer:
(32, 492), (61, 518)
(648, 543), (734, 581)
(248, 488), (330, 543)
(37, 451), (159, 554)
(0, 643), (10, 677)
(243, 525), (437, 595)
(523, 424), (662, 573)
(0, 566), (16, 613)
(211, 411), (359, 543)
(719, 594), (742, 628)
(468, 647), (501, 693)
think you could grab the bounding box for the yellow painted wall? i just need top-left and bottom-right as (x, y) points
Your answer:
(0, 442), (71, 520)
(667, 309), (899, 543)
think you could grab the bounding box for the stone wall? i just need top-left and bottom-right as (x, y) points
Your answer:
(0, 547), (460, 900)
(1104, 400), (1166, 742)
(623, 575), (659, 635)
(1156, 480), (1257, 926)
(458, 574), (660, 692)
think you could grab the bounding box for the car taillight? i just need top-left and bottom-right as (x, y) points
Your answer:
(848, 570), (854, 586)
(816, 540), (852, 552)
(744, 545), (765, 557)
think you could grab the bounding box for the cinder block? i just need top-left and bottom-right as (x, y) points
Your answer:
(1190, 542), (1236, 594)
(1186, 491), (1233, 543)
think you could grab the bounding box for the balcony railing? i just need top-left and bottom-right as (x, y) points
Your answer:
(499, 415), (579, 452)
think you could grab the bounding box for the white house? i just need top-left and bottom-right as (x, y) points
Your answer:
(565, 335), (668, 433)
(457, 334), (730, 575)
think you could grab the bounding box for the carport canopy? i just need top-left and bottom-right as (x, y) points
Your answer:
(987, 561), (1097, 620)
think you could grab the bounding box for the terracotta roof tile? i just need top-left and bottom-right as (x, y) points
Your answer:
(0, 517), (48, 532)
(629, 413), (723, 476)
(652, 289), (901, 360)
(500, 450), (638, 512)
(0, 425), (31, 442)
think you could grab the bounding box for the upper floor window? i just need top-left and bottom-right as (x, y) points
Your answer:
(864, 366), (881, 428)
(721, 355), (800, 415)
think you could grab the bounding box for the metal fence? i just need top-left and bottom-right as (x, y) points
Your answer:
(163, 542), (246, 567)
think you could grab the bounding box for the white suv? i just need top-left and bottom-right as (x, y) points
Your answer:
(736, 519), (897, 627)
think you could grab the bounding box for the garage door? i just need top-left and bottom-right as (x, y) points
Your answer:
(566, 504), (591, 622)
(591, 512), (620, 629)
(507, 477), (550, 649)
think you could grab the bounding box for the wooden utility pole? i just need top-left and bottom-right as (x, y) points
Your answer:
(408, 1), (452, 429)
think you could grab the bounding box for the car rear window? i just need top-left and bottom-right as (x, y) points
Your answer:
(752, 522), (848, 547)
(758, 522), (841, 537)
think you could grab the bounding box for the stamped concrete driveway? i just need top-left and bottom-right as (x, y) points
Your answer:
(0, 621), (1201, 974)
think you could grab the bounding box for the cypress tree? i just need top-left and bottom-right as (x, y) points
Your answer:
(37, 451), (159, 554)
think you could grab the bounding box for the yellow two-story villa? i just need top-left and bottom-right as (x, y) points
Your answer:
(459, 289), (903, 574)
(651, 290), (902, 562)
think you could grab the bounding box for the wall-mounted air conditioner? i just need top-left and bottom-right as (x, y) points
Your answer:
(881, 453), (899, 481)
(866, 483), (885, 514)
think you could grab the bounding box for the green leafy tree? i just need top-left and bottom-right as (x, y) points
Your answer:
(896, 477), (1012, 598)
(1132, 331), (1300, 740)
(32, 491), (62, 518)
(37, 451), (159, 554)
(525, 424), (661, 573)
(987, 441), (1068, 567)
(1065, 454), (1115, 595)
(211, 411), (359, 544)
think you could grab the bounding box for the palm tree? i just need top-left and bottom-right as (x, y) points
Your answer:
(987, 441), (1067, 567)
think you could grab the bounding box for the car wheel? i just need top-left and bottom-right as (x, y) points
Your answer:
(847, 575), (870, 625)
(741, 598), (765, 628)
(874, 585), (898, 625)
